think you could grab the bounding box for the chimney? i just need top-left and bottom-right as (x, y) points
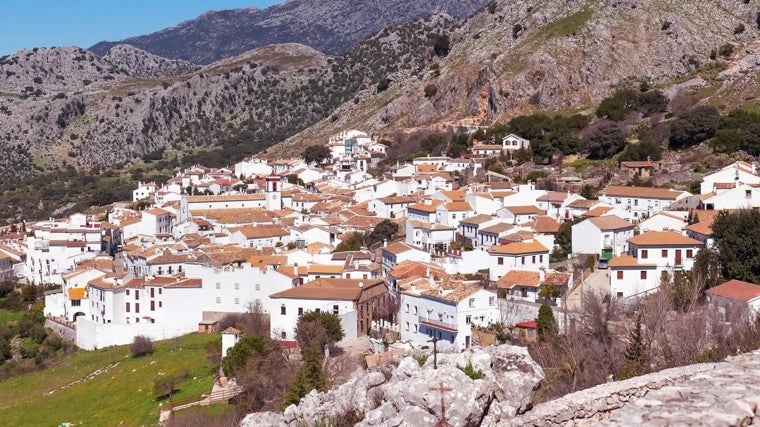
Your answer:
(354, 260), (359, 270)
(383, 239), (387, 248)
(426, 266), (431, 279)
(359, 281), (364, 288)
(294, 263), (299, 277)
(539, 266), (546, 282)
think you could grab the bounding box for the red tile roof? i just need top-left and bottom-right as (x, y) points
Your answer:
(707, 279), (760, 302)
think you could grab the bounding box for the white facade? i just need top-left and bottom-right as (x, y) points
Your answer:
(571, 216), (634, 258)
(399, 288), (499, 351)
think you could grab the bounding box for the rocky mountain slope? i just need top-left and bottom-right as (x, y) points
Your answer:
(0, 15), (458, 180)
(88, 0), (491, 64)
(268, 0), (760, 157)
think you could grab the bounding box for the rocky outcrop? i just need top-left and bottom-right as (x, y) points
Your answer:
(510, 349), (760, 426)
(240, 345), (544, 427)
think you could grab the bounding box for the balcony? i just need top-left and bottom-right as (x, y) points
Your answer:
(418, 315), (458, 333)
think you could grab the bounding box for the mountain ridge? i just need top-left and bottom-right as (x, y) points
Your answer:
(88, 0), (491, 64)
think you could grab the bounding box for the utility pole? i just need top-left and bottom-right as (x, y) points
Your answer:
(427, 336), (439, 369)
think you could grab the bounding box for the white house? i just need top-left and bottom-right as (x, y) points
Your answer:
(598, 186), (690, 220)
(435, 202), (474, 228)
(501, 134), (530, 151)
(706, 279), (760, 321)
(637, 211), (687, 233)
(367, 196), (417, 219)
(399, 284), (499, 351)
(228, 225), (290, 249)
(268, 278), (389, 342)
(608, 255), (659, 299)
(405, 220), (456, 252)
(700, 161), (760, 195)
(488, 240), (550, 281)
(699, 184), (760, 210)
(132, 181), (157, 202)
(496, 268), (572, 304)
(381, 242), (432, 275)
(571, 215), (635, 259)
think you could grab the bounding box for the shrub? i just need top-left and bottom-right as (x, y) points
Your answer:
(719, 43), (735, 58)
(457, 362), (484, 380)
(424, 83), (438, 98)
(130, 335), (153, 357)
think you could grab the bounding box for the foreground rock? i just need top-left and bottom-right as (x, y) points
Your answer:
(240, 345), (544, 427)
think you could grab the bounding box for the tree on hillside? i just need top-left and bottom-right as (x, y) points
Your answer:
(710, 210), (760, 284)
(669, 105), (720, 149)
(365, 219), (399, 247)
(620, 311), (648, 379)
(584, 120), (626, 159)
(301, 145), (331, 165)
(222, 334), (269, 376)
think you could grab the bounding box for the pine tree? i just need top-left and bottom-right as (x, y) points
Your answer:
(283, 344), (327, 408)
(624, 311), (648, 377)
(536, 304), (557, 342)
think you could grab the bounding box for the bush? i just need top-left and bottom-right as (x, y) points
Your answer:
(130, 335), (153, 357)
(424, 83), (438, 98)
(457, 362), (484, 380)
(719, 43), (735, 58)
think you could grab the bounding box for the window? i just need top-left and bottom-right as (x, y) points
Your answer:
(540, 255), (543, 263)
(234, 283), (239, 290)
(661, 249), (668, 257)
(466, 315), (472, 324)
(406, 304), (409, 313)
(281, 331), (286, 339)
(298, 307), (303, 315)
(498, 257), (504, 265)
(159, 288), (162, 295)
(281, 305), (286, 315)
(489, 296), (495, 306)
(159, 301), (162, 308)
(686, 249), (693, 258)
(216, 282), (221, 289)
(641, 250), (648, 259)
(521, 256), (525, 265)
(617, 271), (623, 280)
(469, 298), (475, 308)
(413, 305), (418, 314)
(126, 289), (130, 296)
(135, 290), (139, 300)
(234, 298), (240, 304)
(405, 322), (410, 331)
(135, 303), (140, 313)
(71, 300), (81, 307)
(216, 297), (221, 304)
(255, 283), (260, 291)
(150, 301), (155, 311)
(126, 302), (130, 312)
(532, 255), (536, 263)
(640, 271), (647, 280)
(331, 304), (339, 315)
(150, 288), (154, 298)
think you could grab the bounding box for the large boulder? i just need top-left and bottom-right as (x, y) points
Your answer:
(240, 344), (544, 427)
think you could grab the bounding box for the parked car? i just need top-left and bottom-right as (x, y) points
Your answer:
(598, 258), (609, 269)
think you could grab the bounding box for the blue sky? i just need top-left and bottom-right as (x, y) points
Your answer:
(0, 0), (281, 56)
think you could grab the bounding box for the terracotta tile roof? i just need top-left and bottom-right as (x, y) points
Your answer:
(489, 240), (548, 255)
(378, 196), (418, 205)
(442, 202), (473, 212)
(567, 199), (601, 209)
(491, 190), (516, 198)
(627, 230), (703, 246)
(231, 225), (289, 239)
(407, 220), (455, 231)
(383, 241), (418, 255)
(247, 255), (287, 268)
(506, 205), (545, 215)
(416, 164), (439, 173)
(480, 222), (514, 234)
(685, 218), (714, 236)
(496, 270), (540, 289)
(707, 279), (760, 302)
(532, 216), (561, 234)
(421, 284), (483, 303)
(306, 264), (345, 274)
(588, 215), (634, 231)
(270, 278), (386, 301)
(191, 208), (272, 224)
(186, 194), (265, 203)
(440, 190), (466, 202)
(536, 191), (573, 202)
(608, 255), (657, 268)
(341, 215), (385, 229)
(407, 201), (442, 213)
(388, 260), (446, 280)
(459, 214), (494, 225)
(144, 208), (171, 216)
(515, 320), (537, 329)
(620, 161), (655, 168)
(602, 185), (686, 200)
(585, 206), (614, 217)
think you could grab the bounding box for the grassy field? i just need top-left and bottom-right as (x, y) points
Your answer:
(0, 309), (24, 327)
(0, 333), (221, 426)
